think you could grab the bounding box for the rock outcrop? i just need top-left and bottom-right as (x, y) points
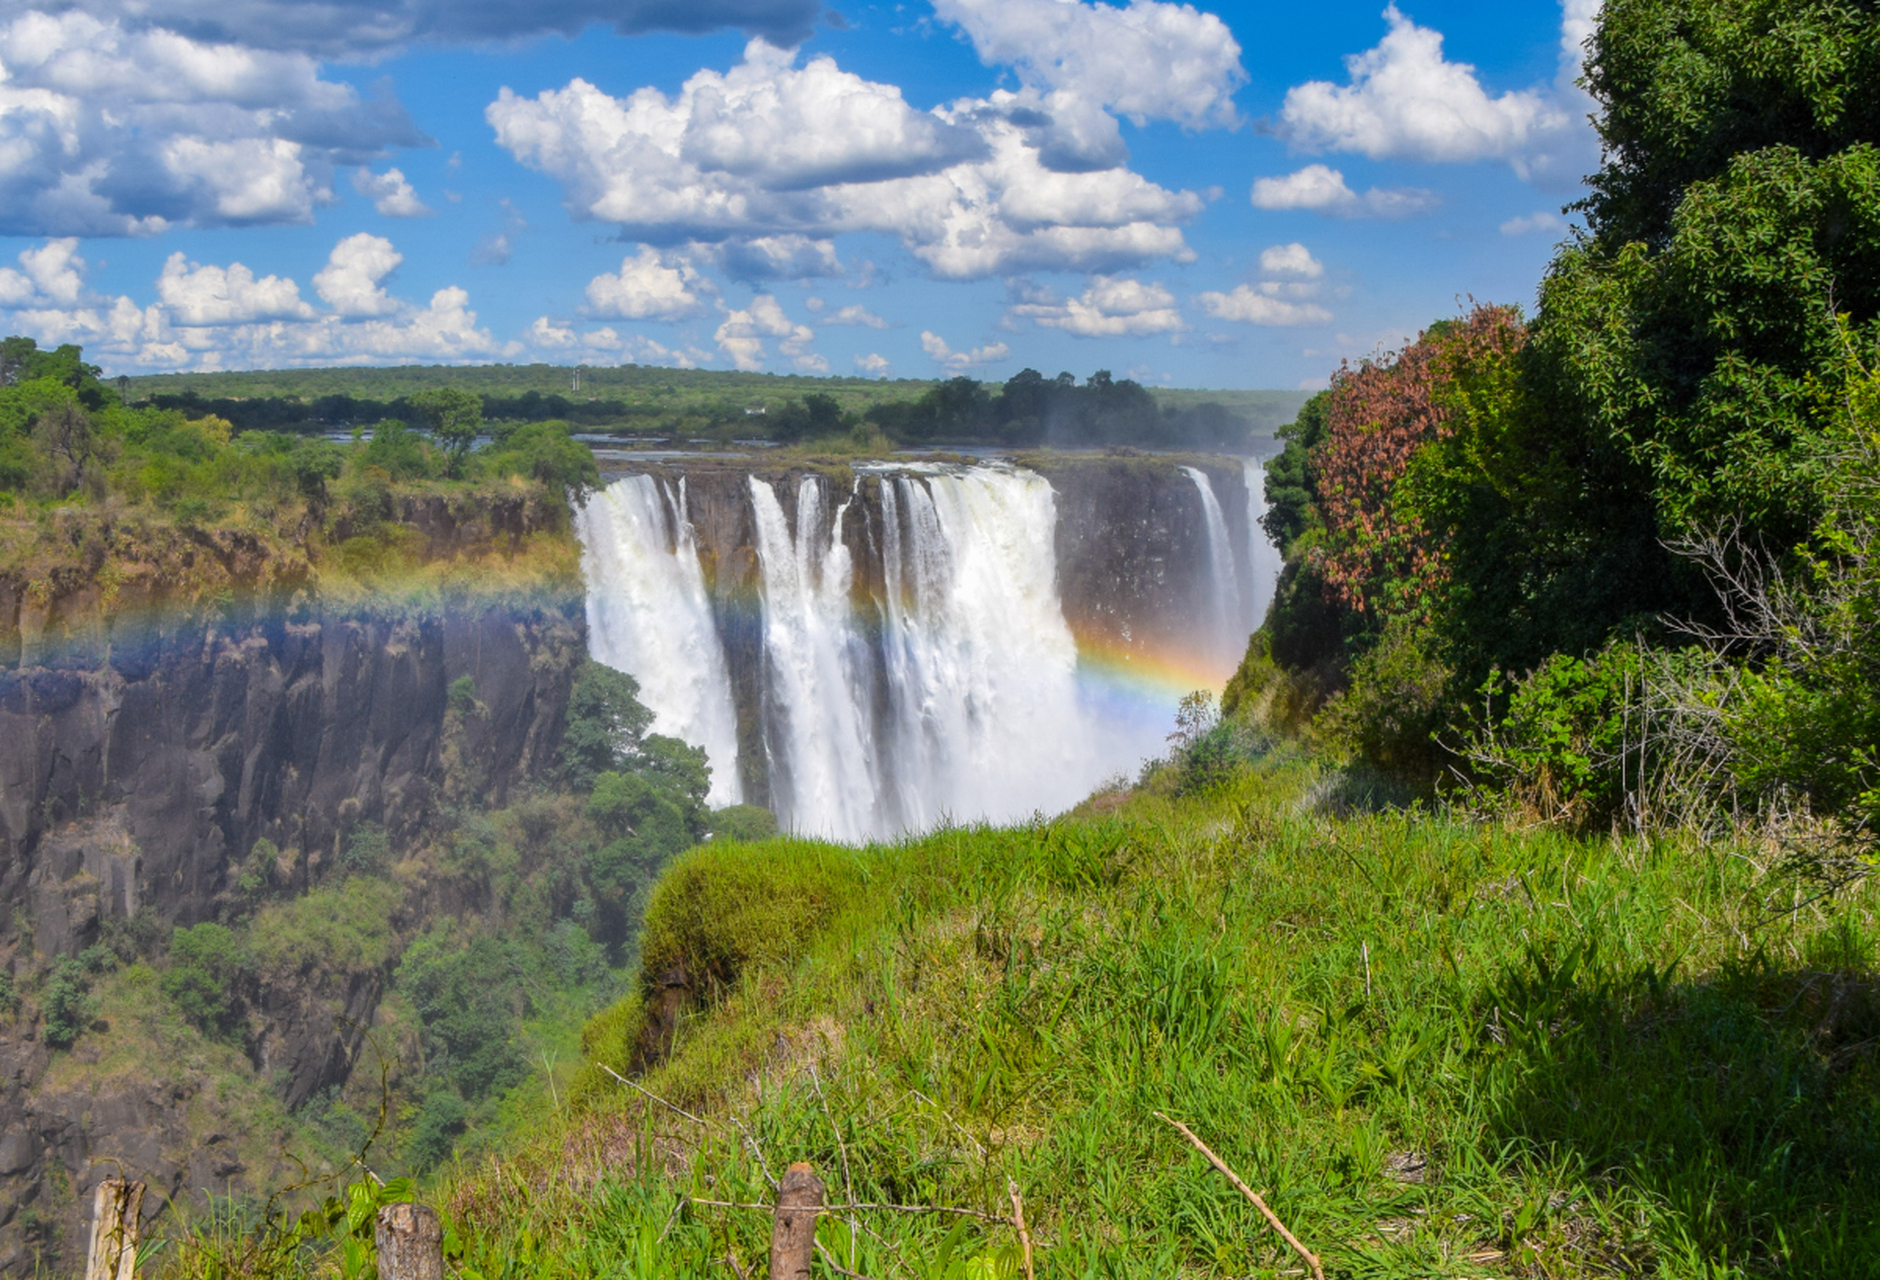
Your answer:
(0, 597), (584, 1272)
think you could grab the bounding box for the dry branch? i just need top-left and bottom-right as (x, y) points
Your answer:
(1154, 1112), (1325, 1280)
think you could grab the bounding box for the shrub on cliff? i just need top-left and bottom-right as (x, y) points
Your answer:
(162, 923), (251, 1039)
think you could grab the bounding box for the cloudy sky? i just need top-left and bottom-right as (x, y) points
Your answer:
(0, 0), (1598, 387)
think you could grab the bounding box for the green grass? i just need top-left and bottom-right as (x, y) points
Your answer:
(348, 749), (1880, 1280)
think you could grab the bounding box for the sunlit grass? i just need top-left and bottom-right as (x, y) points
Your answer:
(355, 750), (1880, 1280)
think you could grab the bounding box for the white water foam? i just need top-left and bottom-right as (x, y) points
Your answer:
(1242, 458), (1284, 632)
(575, 475), (742, 806)
(1182, 464), (1246, 675)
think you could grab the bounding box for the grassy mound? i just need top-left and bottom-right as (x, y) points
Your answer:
(416, 751), (1880, 1280)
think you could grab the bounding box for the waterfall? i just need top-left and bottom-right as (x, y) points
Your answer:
(748, 476), (883, 841)
(1181, 465), (1245, 670)
(577, 459), (1246, 843)
(574, 475), (742, 806)
(1242, 458), (1284, 632)
(876, 467), (1092, 834)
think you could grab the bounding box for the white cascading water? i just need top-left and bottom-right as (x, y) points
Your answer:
(876, 466), (1093, 836)
(1242, 458), (1284, 632)
(578, 460), (1284, 843)
(1181, 465), (1245, 673)
(747, 476), (883, 840)
(574, 475), (743, 806)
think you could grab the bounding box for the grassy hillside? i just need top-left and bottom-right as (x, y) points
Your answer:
(171, 736), (1880, 1279)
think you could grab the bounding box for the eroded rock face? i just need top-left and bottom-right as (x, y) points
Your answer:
(0, 599), (584, 1272)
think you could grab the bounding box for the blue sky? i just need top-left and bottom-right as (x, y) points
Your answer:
(0, 0), (1599, 388)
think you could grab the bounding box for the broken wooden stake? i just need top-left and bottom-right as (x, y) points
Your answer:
(375, 1202), (444, 1280)
(770, 1162), (824, 1280)
(1154, 1111), (1325, 1280)
(85, 1178), (144, 1280)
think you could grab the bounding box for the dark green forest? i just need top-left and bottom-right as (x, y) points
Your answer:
(1240, 0), (1880, 850)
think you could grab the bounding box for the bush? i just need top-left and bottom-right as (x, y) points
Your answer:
(1457, 641), (1650, 828)
(561, 661), (655, 793)
(0, 970), (16, 1020)
(1316, 615), (1453, 784)
(344, 822), (391, 875)
(637, 839), (865, 996)
(41, 958), (93, 1049)
(163, 922), (250, 1037)
(709, 805), (778, 842)
(397, 925), (527, 1101)
(405, 1090), (469, 1172)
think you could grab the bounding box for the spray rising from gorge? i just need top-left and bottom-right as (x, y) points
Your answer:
(575, 458), (1278, 842)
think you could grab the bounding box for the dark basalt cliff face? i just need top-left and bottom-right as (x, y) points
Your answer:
(0, 601), (583, 1273)
(0, 484), (586, 1272)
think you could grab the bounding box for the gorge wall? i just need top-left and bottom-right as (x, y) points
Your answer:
(0, 499), (585, 1274)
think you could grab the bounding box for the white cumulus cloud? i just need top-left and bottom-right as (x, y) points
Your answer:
(920, 331), (1009, 372)
(1278, 5), (1567, 164)
(1501, 210), (1567, 236)
(1196, 285), (1332, 327)
(714, 294), (818, 371)
(488, 39), (1204, 281)
(156, 253), (315, 324)
(822, 304), (888, 329)
(1258, 243), (1323, 279)
(0, 233), (507, 370)
(1008, 275), (1184, 337)
(1249, 165), (1437, 219)
(353, 168), (432, 217)
(0, 11), (425, 236)
(585, 248), (712, 320)
(314, 233), (403, 317)
(933, 0), (1246, 129)
(854, 352), (890, 376)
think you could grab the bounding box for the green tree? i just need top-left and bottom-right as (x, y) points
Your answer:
(40, 958), (94, 1049)
(163, 923), (250, 1037)
(408, 387), (484, 475)
(561, 661), (656, 792)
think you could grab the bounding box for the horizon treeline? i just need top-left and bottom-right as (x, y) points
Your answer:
(121, 365), (1283, 451)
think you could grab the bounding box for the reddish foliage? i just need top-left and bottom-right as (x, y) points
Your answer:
(1309, 303), (1526, 618)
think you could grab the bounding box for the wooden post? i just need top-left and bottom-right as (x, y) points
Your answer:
(769, 1162), (824, 1280)
(375, 1203), (444, 1280)
(85, 1178), (144, 1280)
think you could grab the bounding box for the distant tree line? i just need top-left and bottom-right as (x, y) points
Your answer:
(864, 369), (1250, 448)
(137, 369), (1254, 450)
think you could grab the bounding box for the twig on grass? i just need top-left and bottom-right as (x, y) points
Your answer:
(1008, 1180), (1035, 1280)
(600, 1063), (779, 1191)
(1154, 1111), (1326, 1280)
(815, 1237), (887, 1280)
(687, 1198), (1007, 1222)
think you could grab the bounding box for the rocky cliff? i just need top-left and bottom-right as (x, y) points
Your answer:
(0, 491), (586, 1274)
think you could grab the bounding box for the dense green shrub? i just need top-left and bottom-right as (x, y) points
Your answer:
(709, 805), (779, 843)
(637, 839), (866, 995)
(40, 958), (93, 1049)
(561, 661), (656, 793)
(397, 924), (528, 1102)
(404, 1090), (470, 1172)
(163, 922), (251, 1037)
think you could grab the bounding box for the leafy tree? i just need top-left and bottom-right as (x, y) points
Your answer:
(404, 1090), (469, 1172)
(396, 925), (527, 1101)
(709, 804), (778, 843)
(561, 661), (656, 793)
(408, 387), (484, 474)
(41, 958), (94, 1049)
(163, 923), (250, 1037)
(478, 420), (600, 495)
